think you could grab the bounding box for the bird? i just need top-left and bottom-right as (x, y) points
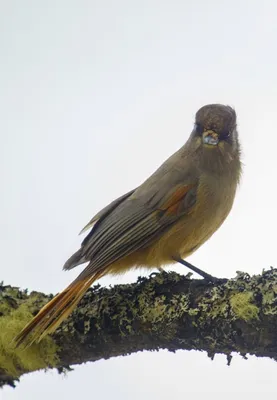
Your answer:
(14, 103), (242, 346)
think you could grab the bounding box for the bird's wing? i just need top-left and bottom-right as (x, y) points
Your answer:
(63, 188), (137, 270)
(79, 188), (137, 235)
(76, 179), (198, 279)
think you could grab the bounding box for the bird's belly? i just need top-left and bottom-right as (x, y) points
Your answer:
(140, 216), (218, 267)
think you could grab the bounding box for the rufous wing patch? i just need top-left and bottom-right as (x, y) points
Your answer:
(160, 184), (196, 216)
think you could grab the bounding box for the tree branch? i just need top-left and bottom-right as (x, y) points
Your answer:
(1, 268), (277, 388)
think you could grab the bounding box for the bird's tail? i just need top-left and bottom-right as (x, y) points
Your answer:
(14, 271), (104, 347)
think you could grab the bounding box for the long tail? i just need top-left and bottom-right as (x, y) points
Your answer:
(14, 271), (104, 347)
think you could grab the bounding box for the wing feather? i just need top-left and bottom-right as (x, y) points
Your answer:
(80, 188), (136, 235)
(75, 183), (197, 279)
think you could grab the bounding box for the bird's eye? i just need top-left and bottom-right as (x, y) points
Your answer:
(221, 130), (231, 140)
(195, 123), (204, 135)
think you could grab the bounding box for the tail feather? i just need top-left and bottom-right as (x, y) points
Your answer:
(14, 272), (104, 347)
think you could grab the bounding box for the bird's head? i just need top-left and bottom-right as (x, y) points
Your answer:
(191, 104), (239, 157)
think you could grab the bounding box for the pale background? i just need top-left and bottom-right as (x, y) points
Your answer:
(1, 1), (277, 399)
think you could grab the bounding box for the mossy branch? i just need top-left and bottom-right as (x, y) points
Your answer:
(1, 268), (277, 388)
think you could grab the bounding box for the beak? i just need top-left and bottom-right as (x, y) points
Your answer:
(202, 130), (219, 146)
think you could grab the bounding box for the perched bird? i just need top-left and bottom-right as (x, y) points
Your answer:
(15, 103), (242, 346)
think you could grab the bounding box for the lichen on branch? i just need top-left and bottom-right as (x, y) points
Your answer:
(1, 268), (277, 388)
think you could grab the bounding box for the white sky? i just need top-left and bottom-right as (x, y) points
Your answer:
(2, 1), (277, 399)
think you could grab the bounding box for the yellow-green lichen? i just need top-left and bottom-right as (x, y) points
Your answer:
(0, 298), (60, 379)
(195, 285), (230, 321)
(188, 307), (200, 316)
(230, 292), (259, 321)
(141, 295), (167, 324)
(262, 288), (277, 315)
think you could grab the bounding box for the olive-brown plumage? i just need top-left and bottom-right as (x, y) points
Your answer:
(15, 104), (242, 346)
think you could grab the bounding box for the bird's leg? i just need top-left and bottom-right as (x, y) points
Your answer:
(173, 257), (227, 284)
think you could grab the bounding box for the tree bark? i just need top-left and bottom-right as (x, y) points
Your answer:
(1, 268), (277, 388)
